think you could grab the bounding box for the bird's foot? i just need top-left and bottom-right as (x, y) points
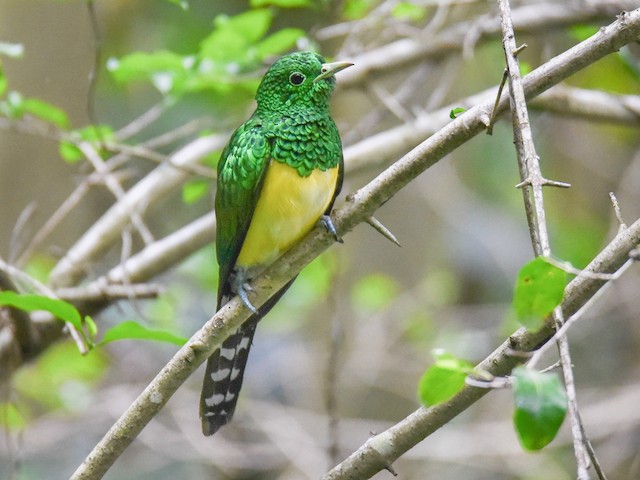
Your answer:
(230, 269), (259, 314)
(320, 215), (343, 243)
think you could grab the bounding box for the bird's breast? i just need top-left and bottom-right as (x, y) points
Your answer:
(235, 160), (339, 268)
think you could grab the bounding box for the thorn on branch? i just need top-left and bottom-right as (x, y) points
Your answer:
(384, 463), (398, 476)
(609, 192), (627, 231)
(538, 360), (562, 374)
(365, 216), (401, 247)
(513, 43), (528, 56)
(464, 372), (511, 390)
(487, 68), (508, 136)
(505, 347), (534, 359)
(515, 176), (571, 189)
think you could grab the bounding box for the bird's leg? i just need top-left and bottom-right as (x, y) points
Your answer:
(320, 215), (343, 243)
(230, 268), (259, 314)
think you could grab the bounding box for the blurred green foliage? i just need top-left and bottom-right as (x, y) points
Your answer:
(351, 272), (399, 312)
(107, 9), (304, 102)
(14, 342), (109, 414)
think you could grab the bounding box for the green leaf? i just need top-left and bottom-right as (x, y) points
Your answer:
(449, 107), (466, 119)
(513, 257), (566, 331)
(98, 321), (187, 347)
(392, 2), (426, 22)
(251, 0), (311, 6)
(512, 367), (567, 450)
(20, 97), (69, 128)
(255, 28), (305, 60)
(14, 342), (108, 412)
(418, 350), (473, 406)
(107, 51), (188, 94)
(351, 273), (398, 312)
(59, 125), (114, 164)
(201, 10), (273, 63)
(0, 291), (82, 330)
(59, 140), (84, 163)
(85, 315), (98, 339)
(0, 91), (69, 128)
(0, 42), (24, 58)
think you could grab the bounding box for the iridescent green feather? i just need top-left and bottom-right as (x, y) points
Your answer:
(214, 51), (344, 306)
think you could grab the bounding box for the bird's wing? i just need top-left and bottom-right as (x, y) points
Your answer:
(215, 118), (271, 308)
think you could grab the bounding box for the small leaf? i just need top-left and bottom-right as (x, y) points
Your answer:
(59, 125), (114, 164)
(449, 107), (466, 119)
(85, 315), (98, 339)
(418, 350), (474, 406)
(0, 91), (69, 128)
(512, 367), (567, 450)
(513, 257), (566, 331)
(98, 321), (187, 347)
(59, 140), (84, 163)
(0, 291), (82, 330)
(20, 97), (69, 128)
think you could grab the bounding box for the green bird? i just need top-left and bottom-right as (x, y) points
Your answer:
(200, 51), (353, 436)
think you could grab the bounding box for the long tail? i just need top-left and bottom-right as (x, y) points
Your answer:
(200, 320), (257, 436)
(199, 278), (297, 436)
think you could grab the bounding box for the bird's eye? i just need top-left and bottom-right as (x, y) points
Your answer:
(289, 72), (305, 85)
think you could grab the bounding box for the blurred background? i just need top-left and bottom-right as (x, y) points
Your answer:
(1, 0), (639, 479)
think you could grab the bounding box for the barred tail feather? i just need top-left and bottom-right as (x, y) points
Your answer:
(200, 322), (257, 436)
(199, 278), (296, 436)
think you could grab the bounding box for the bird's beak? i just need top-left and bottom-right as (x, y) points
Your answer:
(314, 61), (354, 82)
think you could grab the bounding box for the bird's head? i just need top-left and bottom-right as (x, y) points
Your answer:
(255, 51), (353, 115)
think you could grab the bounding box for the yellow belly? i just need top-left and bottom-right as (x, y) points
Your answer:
(236, 160), (339, 268)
